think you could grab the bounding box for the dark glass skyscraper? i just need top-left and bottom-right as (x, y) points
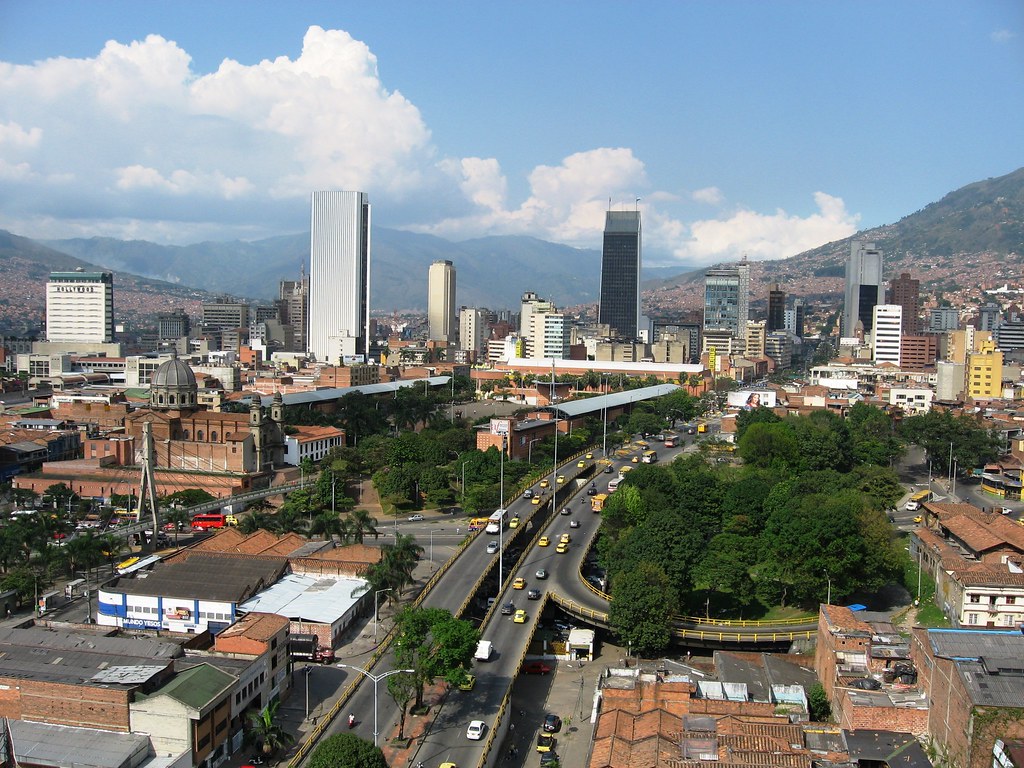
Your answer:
(598, 210), (642, 339)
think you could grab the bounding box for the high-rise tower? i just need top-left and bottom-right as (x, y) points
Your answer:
(842, 241), (883, 338)
(703, 260), (750, 336)
(308, 191), (371, 362)
(46, 270), (114, 343)
(598, 209), (642, 339)
(886, 272), (921, 335)
(767, 283), (786, 332)
(428, 260), (457, 343)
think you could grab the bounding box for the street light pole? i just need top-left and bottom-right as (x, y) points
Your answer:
(824, 571), (831, 605)
(461, 461), (469, 505)
(528, 438), (541, 464)
(429, 529), (442, 566)
(335, 665), (415, 746)
(499, 435), (506, 596)
(373, 588), (391, 643)
(304, 665), (312, 720)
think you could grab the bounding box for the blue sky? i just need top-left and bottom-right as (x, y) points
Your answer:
(0, 1), (1021, 269)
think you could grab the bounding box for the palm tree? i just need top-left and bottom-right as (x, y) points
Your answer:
(164, 508), (192, 547)
(380, 534), (423, 595)
(308, 511), (346, 541)
(347, 509), (379, 544)
(245, 700), (295, 756)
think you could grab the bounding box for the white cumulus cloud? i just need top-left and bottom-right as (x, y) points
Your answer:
(673, 191), (859, 264)
(0, 26), (861, 266)
(991, 29), (1015, 44)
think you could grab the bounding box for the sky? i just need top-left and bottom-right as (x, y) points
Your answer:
(0, 1), (1021, 270)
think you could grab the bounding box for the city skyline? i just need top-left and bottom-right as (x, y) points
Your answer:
(1, 2), (1020, 270)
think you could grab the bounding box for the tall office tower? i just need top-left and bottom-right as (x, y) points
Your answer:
(519, 292), (555, 338)
(527, 311), (571, 359)
(784, 300), (806, 338)
(309, 191), (371, 362)
(977, 303), (1001, 332)
(745, 320), (767, 358)
(201, 300), (250, 331)
(45, 270), (114, 343)
(767, 283), (786, 332)
(277, 276), (309, 352)
(842, 241), (883, 338)
(928, 307), (960, 333)
(459, 307), (489, 358)
(885, 272), (921, 335)
(598, 210), (642, 339)
(872, 304), (903, 365)
(157, 310), (190, 340)
(703, 260), (750, 336)
(428, 260), (457, 342)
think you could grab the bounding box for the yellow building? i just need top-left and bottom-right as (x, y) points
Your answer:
(946, 328), (992, 365)
(965, 340), (1003, 399)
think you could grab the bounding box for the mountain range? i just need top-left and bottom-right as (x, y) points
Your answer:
(1, 165), (1022, 332)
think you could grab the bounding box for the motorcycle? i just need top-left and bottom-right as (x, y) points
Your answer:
(348, 714), (356, 729)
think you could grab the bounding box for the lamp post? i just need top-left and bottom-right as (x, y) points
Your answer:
(527, 438), (541, 464)
(498, 435), (506, 596)
(78, 570), (92, 624)
(429, 529), (442, 566)
(824, 571), (831, 605)
(335, 665), (415, 746)
(461, 461), (469, 505)
(373, 588), (391, 643)
(303, 665), (313, 720)
(948, 442), (954, 486)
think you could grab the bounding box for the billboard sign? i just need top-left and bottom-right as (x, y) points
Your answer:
(490, 419), (511, 436)
(727, 390), (777, 410)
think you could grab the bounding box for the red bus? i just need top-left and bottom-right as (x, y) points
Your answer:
(191, 513), (227, 531)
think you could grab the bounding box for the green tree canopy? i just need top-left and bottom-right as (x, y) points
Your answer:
(307, 733), (388, 768)
(609, 561), (678, 657)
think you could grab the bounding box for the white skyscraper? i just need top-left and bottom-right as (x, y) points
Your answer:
(308, 191), (371, 362)
(46, 270), (114, 343)
(459, 307), (488, 358)
(428, 260), (457, 342)
(872, 304), (903, 365)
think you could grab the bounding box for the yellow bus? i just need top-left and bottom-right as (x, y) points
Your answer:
(468, 517), (491, 532)
(641, 450), (658, 464)
(904, 490), (932, 511)
(591, 493), (609, 513)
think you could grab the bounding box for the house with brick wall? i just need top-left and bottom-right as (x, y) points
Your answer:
(910, 627), (1024, 768)
(814, 605), (928, 735)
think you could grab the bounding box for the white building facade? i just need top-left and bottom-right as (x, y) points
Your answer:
(428, 260), (457, 343)
(308, 191), (371, 362)
(46, 271), (114, 344)
(871, 304), (903, 365)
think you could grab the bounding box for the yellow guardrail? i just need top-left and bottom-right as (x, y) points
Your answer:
(288, 514), (480, 767)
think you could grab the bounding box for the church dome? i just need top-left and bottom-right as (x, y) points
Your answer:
(151, 355), (197, 389)
(149, 352), (198, 410)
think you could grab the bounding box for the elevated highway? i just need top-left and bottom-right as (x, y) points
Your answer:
(293, 435), (816, 767)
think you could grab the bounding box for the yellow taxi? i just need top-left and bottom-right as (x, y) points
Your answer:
(913, 515), (923, 524)
(513, 577), (526, 589)
(631, 455), (640, 463)
(559, 532), (571, 544)
(513, 609), (527, 624)
(585, 452), (594, 459)
(620, 466), (633, 475)
(509, 516), (520, 528)
(532, 495), (542, 505)
(538, 535), (550, 547)
(539, 478), (550, 488)
(577, 459), (586, 468)
(556, 474), (566, 484)
(458, 674), (476, 691)
(556, 542), (569, 554)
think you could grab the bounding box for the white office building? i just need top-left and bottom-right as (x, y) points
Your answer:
(842, 241), (884, 338)
(872, 304), (903, 365)
(460, 307), (489, 357)
(428, 260), (457, 342)
(527, 312), (571, 359)
(46, 270), (114, 344)
(308, 191), (371, 362)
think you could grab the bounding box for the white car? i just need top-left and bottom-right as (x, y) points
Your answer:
(486, 541), (499, 554)
(467, 720), (486, 740)
(408, 514), (424, 522)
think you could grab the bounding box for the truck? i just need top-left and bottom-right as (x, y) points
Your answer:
(904, 490), (932, 512)
(288, 633), (336, 664)
(475, 639), (493, 661)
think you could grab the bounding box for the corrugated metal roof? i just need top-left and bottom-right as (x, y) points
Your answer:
(114, 553), (287, 602)
(238, 571), (368, 624)
(547, 384), (680, 418)
(256, 377), (451, 408)
(9, 719), (153, 768)
(148, 662), (235, 711)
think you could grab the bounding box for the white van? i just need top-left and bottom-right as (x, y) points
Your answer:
(475, 640), (493, 661)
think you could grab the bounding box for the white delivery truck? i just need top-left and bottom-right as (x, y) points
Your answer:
(475, 639), (493, 661)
